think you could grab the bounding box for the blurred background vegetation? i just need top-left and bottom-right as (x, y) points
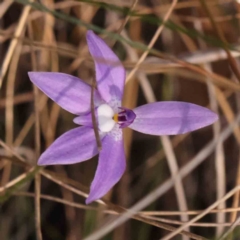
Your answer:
(1, 0), (240, 239)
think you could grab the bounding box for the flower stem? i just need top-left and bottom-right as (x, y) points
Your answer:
(91, 78), (102, 151)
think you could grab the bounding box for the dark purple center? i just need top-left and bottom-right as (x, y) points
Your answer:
(117, 107), (136, 128)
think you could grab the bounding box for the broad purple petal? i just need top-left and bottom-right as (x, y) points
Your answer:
(129, 102), (218, 135)
(86, 30), (125, 103)
(38, 126), (104, 165)
(28, 72), (102, 115)
(86, 133), (125, 204)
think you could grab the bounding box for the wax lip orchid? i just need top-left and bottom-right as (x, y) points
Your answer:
(28, 30), (218, 204)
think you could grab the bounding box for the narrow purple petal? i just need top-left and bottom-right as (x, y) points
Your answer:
(86, 133), (125, 204)
(129, 102), (218, 135)
(28, 72), (102, 115)
(73, 113), (93, 127)
(86, 30), (125, 103)
(38, 126), (104, 165)
(73, 108), (99, 127)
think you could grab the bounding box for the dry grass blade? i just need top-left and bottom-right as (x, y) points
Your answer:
(199, 0), (240, 82)
(0, 0), (13, 18)
(0, 4), (31, 88)
(0, 140), (27, 164)
(0, 92), (33, 109)
(0, 167), (36, 193)
(230, 155), (240, 224)
(123, 27), (186, 239)
(193, 17), (226, 236)
(162, 185), (240, 240)
(2, 43), (22, 187)
(12, 191), (240, 217)
(40, 171), (205, 240)
(138, 72), (190, 238)
(126, 0), (179, 82)
(219, 215), (240, 240)
(28, 20), (42, 240)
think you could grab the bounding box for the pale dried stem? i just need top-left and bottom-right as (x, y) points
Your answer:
(2, 30), (240, 93)
(228, 83), (240, 239)
(3, 24), (240, 67)
(175, 12), (240, 23)
(209, 81), (226, 236)
(126, 0), (179, 82)
(0, 4), (31, 89)
(133, 10), (191, 234)
(0, 140), (27, 164)
(229, 155), (240, 226)
(40, 0), (61, 147)
(125, 32), (190, 237)
(162, 185), (240, 240)
(0, 134), (235, 239)
(0, 167), (36, 192)
(141, 207), (240, 216)
(192, 17), (226, 236)
(54, 166), (79, 240)
(0, 92), (33, 109)
(33, 0), (228, 10)
(13, 191), (240, 217)
(38, 32), (74, 236)
(40, 171), (203, 240)
(199, 0), (240, 82)
(39, 107), (54, 146)
(28, 19), (42, 240)
(137, 71), (190, 239)
(216, 92), (240, 232)
(12, 191), (240, 228)
(13, 94), (48, 147)
(34, 174), (42, 240)
(13, 191), (203, 239)
(66, 4), (97, 74)
(219, 215), (240, 240)
(0, 0), (13, 18)
(110, 0), (138, 48)
(23, 0), (234, 15)
(2, 44), (22, 187)
(142, 215), (240, 228)
(15, 191), (95, 210)
(40, 170), (104, 204)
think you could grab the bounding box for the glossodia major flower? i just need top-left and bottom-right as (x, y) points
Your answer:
(28, 30), (218, 204)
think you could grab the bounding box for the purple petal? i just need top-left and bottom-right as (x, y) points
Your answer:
(86, 30), (125, 103)
(28, 72), (102, 115)
(86, 133), (125, 204)
(73, 110), (97, 127)
(129, 102), (218, 135)
(38, 126), (104, 165)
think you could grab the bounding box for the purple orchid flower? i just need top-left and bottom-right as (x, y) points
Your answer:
(28, 30), (218, 204)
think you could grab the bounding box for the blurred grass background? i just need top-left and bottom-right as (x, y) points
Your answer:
(1, 0), (240, 239)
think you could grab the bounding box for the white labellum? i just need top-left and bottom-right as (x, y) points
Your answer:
(97, 104), (116, 132)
